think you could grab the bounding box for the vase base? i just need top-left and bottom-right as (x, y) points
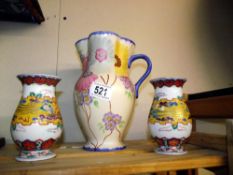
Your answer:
(16, 150), (56, 162)
(155, 147), (187, 155)
(83, 145), (126, 152)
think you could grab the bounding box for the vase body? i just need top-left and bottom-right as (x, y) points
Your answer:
(74, 31), (152, 151)
(148, 78), (192, 155)
(11, 74), (63, 161)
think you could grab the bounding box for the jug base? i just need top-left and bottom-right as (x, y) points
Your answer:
(83, 145), (126, 152)
(16, 149), (56, 161)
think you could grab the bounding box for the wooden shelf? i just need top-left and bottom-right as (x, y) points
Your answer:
(0, 140), (226, 175)
(187, 94), (233, 119)
(187, 90), (233, 175)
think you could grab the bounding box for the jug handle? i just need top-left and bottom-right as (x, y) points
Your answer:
(128, 54), (152, 98)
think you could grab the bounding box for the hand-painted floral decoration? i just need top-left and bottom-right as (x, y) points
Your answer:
(119, 76), (134, 93)
(75, 72), (98, 92)
(95, 48), (108, 63)
(79, 89), (93, 105)
(82, 57), (89, 72)
(103, 112), (122, 132)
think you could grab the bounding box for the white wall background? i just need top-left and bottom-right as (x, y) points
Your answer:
(1, 0), (233, 143)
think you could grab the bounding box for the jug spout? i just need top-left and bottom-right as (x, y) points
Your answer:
(75, 37), (88, 72)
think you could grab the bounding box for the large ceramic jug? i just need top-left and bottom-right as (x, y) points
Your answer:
(74, 31), (152, 151)
(148, 78), (192, 155)
(11, 74), (63, 161)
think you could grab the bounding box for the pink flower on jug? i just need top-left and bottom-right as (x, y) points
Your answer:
(103, 112), (122, 132)
(95, 48), (108, 62)
(75, 72), (98, 92)
(82, 57), (88, 72)
(119, 76), (134, 92)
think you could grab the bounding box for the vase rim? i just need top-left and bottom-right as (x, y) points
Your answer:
(150, 77), (187, 83)
(17, 74), (61, 86)
(150, 77), (187, 88)
(17, 73), (61, 80)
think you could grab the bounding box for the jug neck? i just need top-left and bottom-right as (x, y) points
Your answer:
(76, 31), (135, 76)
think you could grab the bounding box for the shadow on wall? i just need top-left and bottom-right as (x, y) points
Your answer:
(0, 21), (42, 35)
(57, 68), (86, 142)
(196, 0), (233, 87)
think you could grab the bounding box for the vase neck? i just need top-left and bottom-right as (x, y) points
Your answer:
(155, 86), (183, 100)
(17, 74), (60, 98)
(22, 84), (55, 98)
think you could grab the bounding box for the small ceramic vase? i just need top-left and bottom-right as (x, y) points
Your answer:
(74, 31), (152, 151)
(148, 78), (192, 155)
(10, 74), (63, 161)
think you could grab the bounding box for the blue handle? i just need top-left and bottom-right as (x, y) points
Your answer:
(128, 54), (152, 98)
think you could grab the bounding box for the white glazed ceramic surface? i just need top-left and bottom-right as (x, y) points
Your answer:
(155, 86), (183, 100)
(16, 150), (56, 162)
(11, 74), (63, 161)
(149, 123), (192, 139)
(148, 78), (192, 155)
(11, 123), (62, 142)
(74, 31), (151, 151)
(74, 73), (135, 150)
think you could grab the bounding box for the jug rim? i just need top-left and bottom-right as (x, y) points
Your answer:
(75, 37), (88, 46)
(120, 36), (135, 46)
(75, 31), (136, 47)
(88, 31), (136, 45)
(88, 31), (120, 37)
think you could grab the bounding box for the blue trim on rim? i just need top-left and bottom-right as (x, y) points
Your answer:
(75, 31), (136, 46)
(128, 54), (152, 98)
(120, 36), (136, 46)
(88, 31), (120, 38)
(75, 37), (88, 46)
(83, 145), (126, 152)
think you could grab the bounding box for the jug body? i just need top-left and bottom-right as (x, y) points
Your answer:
(148, 78), (192, 155)
(11, 74), (63, 161)
(74, 31), (152, 151)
